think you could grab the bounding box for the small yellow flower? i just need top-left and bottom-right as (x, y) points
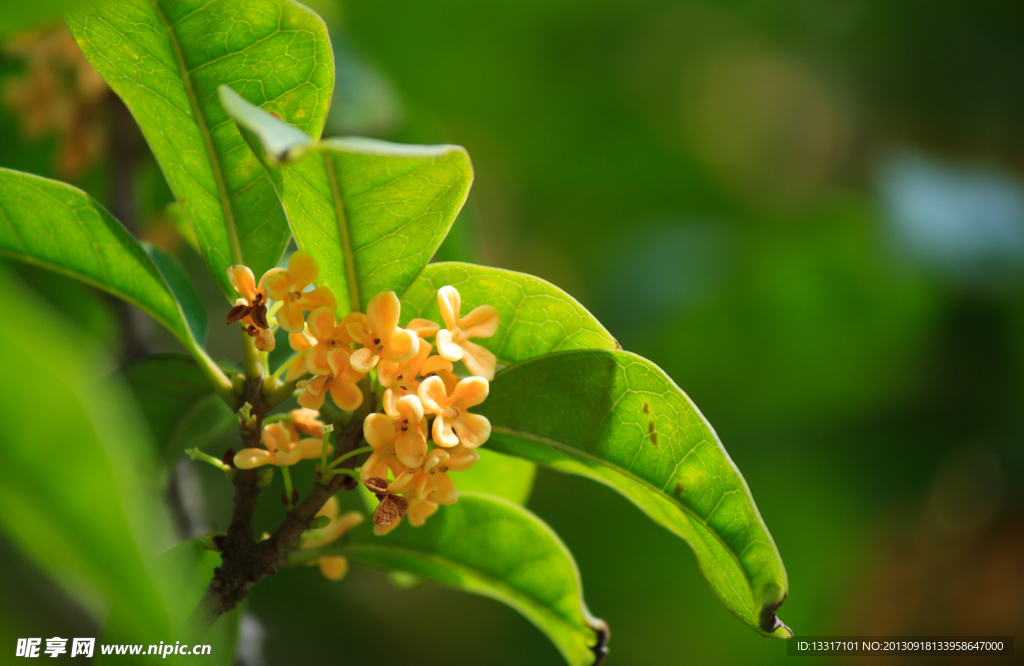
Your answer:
(406, 318), (440, 338)
(405, 497), (439, 527)
(261, 250), (336, 333)
(234, 422), (331, 469)
(225, 265), (275, 351)
(417, 375), (491, 448)
(364, 394), (429, 469)
(435, 285), (499, 380)
(347, 292), (420, 373)
(289, 408), (325, 439)
(296, 362), (363, 412)
(300, 497), (363, 582)
(378, 340), (455, 411)
(390, 449), (459, 505)
(303, 307), (358, 376)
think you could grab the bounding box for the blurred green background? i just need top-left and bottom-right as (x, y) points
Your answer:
(1, 0), (1023, 664)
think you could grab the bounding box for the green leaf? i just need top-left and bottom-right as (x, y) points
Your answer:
(0, 168), (204, 349)
(67, 0), (334, 297)
(220, 85), (474, 313)
(337, 493), (607, 666)
(400, 262), (619, 365)
(479, 350), (791, 638)
(0, 264), (192, 643)
(455, 448), (535, 505)
(120, 354), (236, 461)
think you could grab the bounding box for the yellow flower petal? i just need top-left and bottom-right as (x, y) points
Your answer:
(452, 412), (491, 448)
(290, 408), (325, 438)
(437, 285), (461, 330)
(417, 376), (449, 415)
(366, 291), (401, 341)
(288, 331), (312, 351)
(326, 347), (351, 376)
(261, 268), (290, 301)
(406, 500), (438, 527)
(407, 318), (440, 338)
(234, 448), (274, 469)
(446, 447), (480, 472)
(384, 328), (419, 364)
(433, 473), (457, 504)
(349, 347), (378, 373)
(360, 449), (390, 483)
(363, 413), (398, 450)
(275, 448), (304, 466)
(395, 430), (427, 468)
(432, 414), (459, 447)
(435, 328), (463, 362)
(261, 423), (294, 453)
(317, 556), (348, 581)
(458, 339), (497, 380)
(306, 306), (336, 342)
(287, 249), (319, 288)
(328, 377), (363, 412)
(227, 265), (257, 301)
(395, 394), (424, 422)
(298, 437), (331, 459)
(276, 301), (305, 333)
(458, 304), (499, 339)
(300, 285), (336, 311)
(450, 376), (489, 409)
(285, 351), (310, 382)
(420, 355), (454, 376)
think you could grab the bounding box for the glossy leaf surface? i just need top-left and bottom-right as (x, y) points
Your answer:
(400, 262), (618, 364)
(221, 85), (473, 312)
(335, 493), (607, 666)
(0, 168), (205, 349)
(68, 0), (334, 296)
(479, 349), (790, 637)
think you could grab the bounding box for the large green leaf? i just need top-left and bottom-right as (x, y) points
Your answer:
(220, 85), (473, 313)
(0, 264), (191, 643)
(309, 493), (607, 666)
(120, 354), (236, 461)
(0, 168), (205, 350)
(400, 262), (619, 365)
(67, 0), (334, 297)
(479, 350), (791, 638)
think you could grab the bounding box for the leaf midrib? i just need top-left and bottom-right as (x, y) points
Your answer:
(149, 0), (243, 267)
(322, 153), (361, 312)
(489, 424), (757, 616)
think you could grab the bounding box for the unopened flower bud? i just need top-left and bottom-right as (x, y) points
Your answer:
(310, 515), (331, 530)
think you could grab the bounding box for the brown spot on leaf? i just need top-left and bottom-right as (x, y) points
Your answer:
(642, 402), (650, 414)
(648, 421), (658, 446)
(675, 482), (685, 497)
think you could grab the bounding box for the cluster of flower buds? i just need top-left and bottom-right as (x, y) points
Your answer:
(222, 252), (500, 540)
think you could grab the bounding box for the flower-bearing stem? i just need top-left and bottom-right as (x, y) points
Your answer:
(281, 465), (294, 509)
(319, 424), (335, 481)
(327, 446), (372, 470)
(186, 447), (232, 473)
(241, 329), (264, 380)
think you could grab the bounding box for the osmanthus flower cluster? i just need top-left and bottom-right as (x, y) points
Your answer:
(222, 251), (500, 548)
